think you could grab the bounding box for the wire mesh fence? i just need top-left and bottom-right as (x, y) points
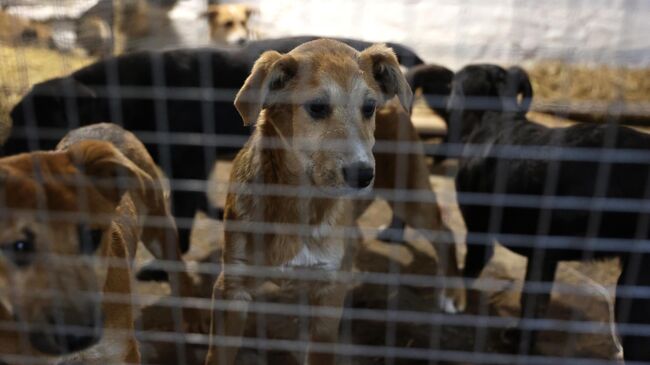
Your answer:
(0, 1), (649, 365)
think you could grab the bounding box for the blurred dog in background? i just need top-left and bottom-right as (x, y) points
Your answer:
(203, 3), (256, 46)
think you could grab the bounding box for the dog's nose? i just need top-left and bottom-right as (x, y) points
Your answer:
(236, 38), (247, 46)
(29, 308), (103, 355)
(342, 163), (375, 188)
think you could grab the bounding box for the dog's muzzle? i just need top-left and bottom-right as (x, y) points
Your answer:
(342, 163), (375, 189)
(29, 307), (103, 355)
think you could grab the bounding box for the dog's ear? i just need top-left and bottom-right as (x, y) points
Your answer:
(359, 44), (413, 112)
(201, 6), (218, 20)
(234, 50), (298, 126)
(66, 140), (157, 212)
(243, 5), (256, 19)
(500, 66), (533, 114)
(405, 64), (454, 118)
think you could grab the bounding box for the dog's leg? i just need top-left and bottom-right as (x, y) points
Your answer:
(615, 253), (650, 362)
(431, 222), (465, 314)
(383, 190), (465, 313)
(515, 257), (557, 355)
(384, 196), (466, 313)
(205, 274), (251, 365)
(373, 108), (464, 312)
(306, 283), (347, 365)
(135, 189), (201, 339)
(462, 206), (494, 280)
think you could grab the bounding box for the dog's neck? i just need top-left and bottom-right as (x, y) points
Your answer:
(241, 113), (344, 233)
(447, 108), (522, 144)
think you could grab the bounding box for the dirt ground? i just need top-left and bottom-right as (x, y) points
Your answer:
(0, 44), (639, 364)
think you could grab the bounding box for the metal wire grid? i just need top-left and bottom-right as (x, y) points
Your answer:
(1, 2), (650, 365)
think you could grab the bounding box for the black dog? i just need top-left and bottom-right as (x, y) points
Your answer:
(448, 64), (650, 360)
(405, 63), (454, 120)
(5, 36), (424, 256)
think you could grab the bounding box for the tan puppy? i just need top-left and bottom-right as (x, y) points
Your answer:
(204, 4), (255, 46)
(204, 39), (412, 365)
(0, 9), (52, 47)
(58, 123), (197, 331)
(0, 124), (190, 364)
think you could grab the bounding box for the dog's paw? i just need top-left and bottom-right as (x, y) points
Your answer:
(436, 287), (466, 314)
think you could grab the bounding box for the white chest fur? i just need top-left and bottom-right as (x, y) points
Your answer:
(282, 240), (344, 272)
(281, 201), (347, 272)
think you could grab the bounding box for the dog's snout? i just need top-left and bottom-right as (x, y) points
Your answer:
(342, 163), (375, 189)
(29, 307), (103, 355)
(236, 37), (247, 46)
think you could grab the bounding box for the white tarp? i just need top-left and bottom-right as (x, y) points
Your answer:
(248, 0), (650, 69)
(2, 0), (99, 20)
(4, 0), (650, 68)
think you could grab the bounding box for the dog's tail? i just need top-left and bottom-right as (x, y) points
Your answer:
(405, 64), (455, 165)
(405, 64), (454, 119)
(503, 66), (533, 115)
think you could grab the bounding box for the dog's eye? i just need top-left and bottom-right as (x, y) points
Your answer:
(1, 238), (35, 268)
(361, 99), (377, 119)
(305, 100), (331, 120)
(224, 21), (234, 29)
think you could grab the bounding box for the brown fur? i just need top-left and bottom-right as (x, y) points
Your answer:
(365, 100), (465, 311)
(0, 125), (190, 364)
(204, 4), (255, 46)
(76, 15), (113, 57)
(0, 10), (52, 47)
(205, 39), (412, 365)
(116, 0), (176, 52)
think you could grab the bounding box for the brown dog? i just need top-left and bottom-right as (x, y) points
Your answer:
(204, 39), (412, 365)
(365, 99), (465, 312)
(0, 9), (52, 47)
(204, 3), (255, 46)
(0, 124), (191, 364)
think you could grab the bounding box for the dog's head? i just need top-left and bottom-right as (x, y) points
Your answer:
(447, 64), (532, 116)
(204, 4), (254, 46)
(445, 64), (533, 141)
(235, 39), (412, 194)
(0, 140), (152, 356)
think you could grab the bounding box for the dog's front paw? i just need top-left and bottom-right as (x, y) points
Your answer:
(436, 286), (466, 314)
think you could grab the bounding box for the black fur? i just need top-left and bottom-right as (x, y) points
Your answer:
(405, 64), (454, 119)
(404, 64), (455, 166)
(450, 64), (650, 360)
(4, 36), (424, 254)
